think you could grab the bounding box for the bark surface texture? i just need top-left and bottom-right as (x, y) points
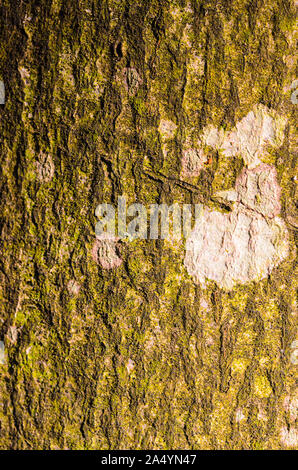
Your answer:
(0, 0), (297, 450)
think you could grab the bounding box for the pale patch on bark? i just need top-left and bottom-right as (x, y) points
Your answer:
(200, 298), (210, 311)
(188, 54), (205, 75)
(235, 164), (282, 218)
(7, 326), (18, 344)
(158, 119), (177, 141)
(284, 394), (298, 422)
(290, 349), (298, 365)
(181, 24), (192, 48)
(67, 280), (81, 296)
(201, 105), (287, 168)
(0, 341), (5, 365)
(280, 426), (298, 448)
(181, 148), (207, 177)
(184, 165), (289, 290)
(290, 340), (298, 365)
(92, 233), (122, 270)
(235, 409), (246, 423)
(35, 152), (55, 183)
(184, 104), (290, 290)
(202, 125), (224, 149)
(0, 80), (5, 104)
(19, 66), (30, 85)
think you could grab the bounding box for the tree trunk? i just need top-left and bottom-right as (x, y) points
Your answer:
(0, 0), (297, 450)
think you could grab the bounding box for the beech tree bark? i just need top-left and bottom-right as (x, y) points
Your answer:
(0, 0), (297, 450)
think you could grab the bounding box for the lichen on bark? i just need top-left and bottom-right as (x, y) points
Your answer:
(0, 0), (297, 450)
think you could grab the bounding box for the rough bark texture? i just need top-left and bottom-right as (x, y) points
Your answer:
(0, 0), (297, 450)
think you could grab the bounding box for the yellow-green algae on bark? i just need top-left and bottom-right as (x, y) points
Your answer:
(0, 0), (297, 450)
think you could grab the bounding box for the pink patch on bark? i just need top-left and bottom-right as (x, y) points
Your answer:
(235, 163), (282, 218)
(92, 233), (122, 270)
(35, 152), (55, 182)
(181, 148), (207, 177)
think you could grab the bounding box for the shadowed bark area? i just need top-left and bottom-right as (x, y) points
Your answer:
(0, 0), (297, 450)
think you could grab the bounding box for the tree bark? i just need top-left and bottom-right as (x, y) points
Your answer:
(0, 0), (297, 450)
